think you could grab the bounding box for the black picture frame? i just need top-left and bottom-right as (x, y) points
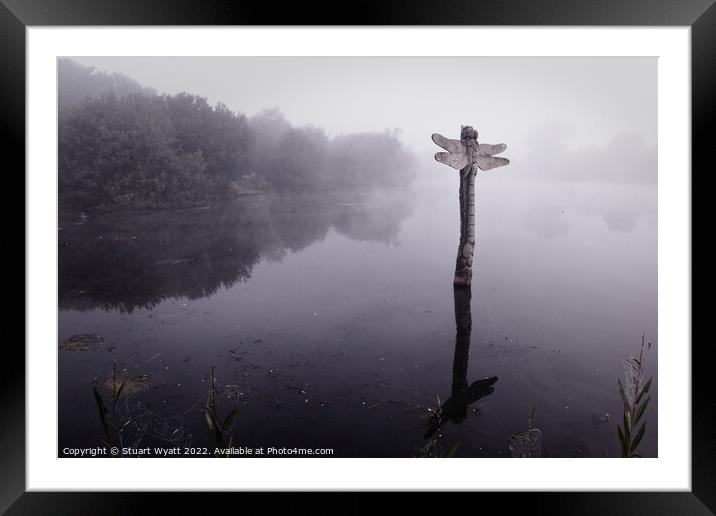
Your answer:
(4, 1), (710, 513)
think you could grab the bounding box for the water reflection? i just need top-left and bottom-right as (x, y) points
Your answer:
(58, 181), (658, 457)
(58, 192), (412, 312)
(516, 182), (656, 239)
(425, 286), (498, 440)
(522, 206), (570, 239)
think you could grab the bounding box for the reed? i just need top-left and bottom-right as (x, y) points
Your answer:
(617, 333), (653, 458)
(91, 360), (126, 448)
(203, 366), (241, 451)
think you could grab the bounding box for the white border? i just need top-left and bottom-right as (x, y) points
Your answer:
(27, 27), (691, 491)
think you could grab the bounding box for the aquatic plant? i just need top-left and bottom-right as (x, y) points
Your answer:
(203, 366), (241, 450)
(417, 437), (460, 458)
(91, 360), (126, 448)
(508, 405), (542, 458)
(617, 333), (653, 458)
(91, 361), (177, 452)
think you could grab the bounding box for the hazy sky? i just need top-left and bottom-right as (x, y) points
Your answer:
(70, 56), (656, 165)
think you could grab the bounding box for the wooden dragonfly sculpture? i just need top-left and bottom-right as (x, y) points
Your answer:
(432, 125), (509, 287)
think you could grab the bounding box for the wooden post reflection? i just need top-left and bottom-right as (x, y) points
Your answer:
(425, 286), (498, 440)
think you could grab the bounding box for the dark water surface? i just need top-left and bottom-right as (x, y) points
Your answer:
(58, 180), (657, 457)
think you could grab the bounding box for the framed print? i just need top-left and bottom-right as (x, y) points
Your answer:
(4, 0), (711, 513)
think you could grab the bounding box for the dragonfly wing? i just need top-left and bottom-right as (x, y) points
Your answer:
(475, 155), (510, 171)
(432, 133), (465, 154)
(435, 152), (469, 171)
(478, 143), (507, 157)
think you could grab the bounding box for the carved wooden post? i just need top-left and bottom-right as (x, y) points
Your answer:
(432, 126), (509, 287)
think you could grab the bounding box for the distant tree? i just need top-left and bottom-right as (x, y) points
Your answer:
(328, 129), (414, 190)
(265, 126), (330, 192)
(165, 93), (253, 187)
(247, 108), (292, 179)
(59, 92), (252, 209)
(58, 58), (155, 119)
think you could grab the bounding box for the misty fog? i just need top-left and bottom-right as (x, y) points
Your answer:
(69, 56), (656, 180)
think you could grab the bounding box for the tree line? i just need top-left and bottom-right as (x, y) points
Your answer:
(58, 59), (414, 209)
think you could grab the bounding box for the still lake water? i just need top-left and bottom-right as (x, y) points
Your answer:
(58, 178), (657, 457)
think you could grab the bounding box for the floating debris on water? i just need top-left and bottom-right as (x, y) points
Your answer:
(99, 373), (154, 397)
(508, 429), (543, 458)
(223, 384), (242, 400)
(61, 333), (104, 352)
(591, 413), (611, 427)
